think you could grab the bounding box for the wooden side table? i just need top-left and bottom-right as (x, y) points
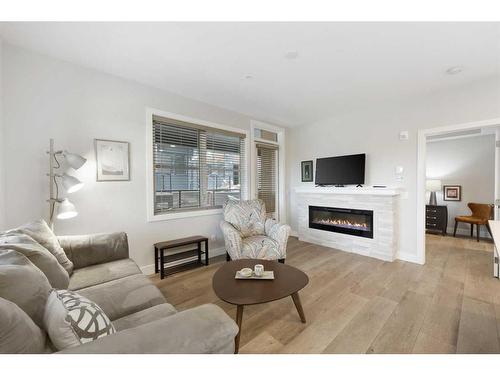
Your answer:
(154, 236), (209, 279)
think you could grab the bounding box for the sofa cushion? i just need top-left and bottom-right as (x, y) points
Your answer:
(69, 258), (141, 291)
(7, 219), (74, 275)
(223, 199), (267, 238)
(77, 274), (166, 321)
(112, 303), (177, 332)
(44, 289), (116, 351)
(0, 233), (69, 289)
(241, 235), (280, 259)
(0, 249), (52, 327)
(0, 297), (48, 354)
(58, 232), (129, 270)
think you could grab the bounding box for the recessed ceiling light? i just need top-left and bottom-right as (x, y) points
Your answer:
(446, 66), (463, 75)
(285, 51), (299, 60)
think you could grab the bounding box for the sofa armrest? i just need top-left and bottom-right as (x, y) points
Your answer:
(57, 232), (129, 270)
(58, 304), (238, 354)
(264, 219), (291, 258)
(220, 221), (243, 260)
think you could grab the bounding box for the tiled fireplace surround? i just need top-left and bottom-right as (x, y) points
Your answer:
(295, 187), (400, 262)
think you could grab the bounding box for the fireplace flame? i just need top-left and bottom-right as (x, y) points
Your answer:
(312, 218), (369, 230)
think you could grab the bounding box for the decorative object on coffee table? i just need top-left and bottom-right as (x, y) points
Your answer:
(213, 259), (308, 353)
(154, 236), (208, 279)
(443, 185), (461, 201)
(301, 160), (313, 182)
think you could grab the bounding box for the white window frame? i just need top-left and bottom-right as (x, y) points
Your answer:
(250, 120), (286, 223)
(146, 108), (250, 222)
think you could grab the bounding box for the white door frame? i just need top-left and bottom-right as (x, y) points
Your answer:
(250, 120), (286, 222)
(416, 117), (500, 264)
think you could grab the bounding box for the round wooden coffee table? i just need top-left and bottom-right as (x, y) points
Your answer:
(212, 259), (309, 353)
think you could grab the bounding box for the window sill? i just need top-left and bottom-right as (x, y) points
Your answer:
(147, 208), (223, 222)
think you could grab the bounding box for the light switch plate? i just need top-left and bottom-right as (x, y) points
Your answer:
(399, 131), (409, 141)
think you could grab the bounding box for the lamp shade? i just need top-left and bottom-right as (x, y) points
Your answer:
(61, 173), (84, 194)
(56, 198), (78, 220)
(64, 152), (87, 170)
(426, 179), (442, 192)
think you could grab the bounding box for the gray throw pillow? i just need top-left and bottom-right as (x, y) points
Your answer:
(0, 249), (52, 327)
(7, 219), (74, 275)
(44, 289), (116, 351)
(0, 233), (69, 289)
(0, 297), (48, 353)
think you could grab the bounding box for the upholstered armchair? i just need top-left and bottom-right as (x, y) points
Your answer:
(220, 199), (290, 262)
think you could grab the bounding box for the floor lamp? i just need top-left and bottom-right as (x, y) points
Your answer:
(47, 139), (87, 229)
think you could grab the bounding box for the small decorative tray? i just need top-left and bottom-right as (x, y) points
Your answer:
(235, 270), (275, 280)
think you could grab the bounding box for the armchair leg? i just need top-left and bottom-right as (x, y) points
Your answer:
(278, 258), (285, 264)
(471, 224), (474, 237)
(226, 252), (231, 262)
(477, 224), (480, 242)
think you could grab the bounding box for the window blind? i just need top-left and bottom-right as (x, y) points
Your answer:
(153, 116), (245, 214)
(256, 142), (278, 217)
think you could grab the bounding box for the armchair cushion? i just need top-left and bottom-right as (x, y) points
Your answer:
(7, 219), (74, 275)
(223, 199), (266, 238)
(241, 235), (280, 260)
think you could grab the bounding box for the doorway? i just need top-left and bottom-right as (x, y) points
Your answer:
(417, 118), (500, 267)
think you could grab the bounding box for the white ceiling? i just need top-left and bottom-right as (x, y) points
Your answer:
(0, 22), (499, 126)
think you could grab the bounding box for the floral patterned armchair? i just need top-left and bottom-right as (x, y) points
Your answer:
(220, 199), (290, 262)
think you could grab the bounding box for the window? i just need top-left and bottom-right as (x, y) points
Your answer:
(256, 142), (279, 218)
(152, 115), (246, 215)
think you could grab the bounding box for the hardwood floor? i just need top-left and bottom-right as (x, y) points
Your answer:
(151, 234), (500, 353)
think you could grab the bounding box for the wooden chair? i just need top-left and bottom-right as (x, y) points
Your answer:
(453, 203), (494, 242)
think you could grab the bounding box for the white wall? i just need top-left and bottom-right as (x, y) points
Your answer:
(426, 134), (495, 237)
(287, 77), (500, 263)
(0, 39), (4, 229)
(1, 44), (265, 271)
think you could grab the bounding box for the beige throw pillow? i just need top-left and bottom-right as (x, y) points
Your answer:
(8, 219), (74, 275)
(44, 289), (116, 351)
(0, 233), (69, 289)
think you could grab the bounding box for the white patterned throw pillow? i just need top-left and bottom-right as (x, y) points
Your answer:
(44, 289), (116, 350)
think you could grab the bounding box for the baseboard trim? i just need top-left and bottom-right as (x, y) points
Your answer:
(397, 252), (422, 264)
(140, 246), (226, 275)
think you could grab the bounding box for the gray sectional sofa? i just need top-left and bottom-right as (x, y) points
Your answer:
(0, 225), (238, 354)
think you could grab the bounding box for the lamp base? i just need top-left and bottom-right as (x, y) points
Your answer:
(429, 192), (437, 206)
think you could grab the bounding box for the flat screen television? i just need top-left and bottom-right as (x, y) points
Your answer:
(315, 153), (366, 186)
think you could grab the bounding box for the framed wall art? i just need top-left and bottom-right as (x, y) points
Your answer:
(443, 185), (461, 201)
(301, 160), (313, 182)
(95, 139), (130, 181)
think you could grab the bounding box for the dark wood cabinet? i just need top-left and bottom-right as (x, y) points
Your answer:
(426, 205), (448, 235)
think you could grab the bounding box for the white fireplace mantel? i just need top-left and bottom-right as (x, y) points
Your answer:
(294, 186), (401, 196)
(295, 186), (400, 262)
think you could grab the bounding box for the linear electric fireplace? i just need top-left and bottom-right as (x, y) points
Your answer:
(309, 205), (374, 239)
